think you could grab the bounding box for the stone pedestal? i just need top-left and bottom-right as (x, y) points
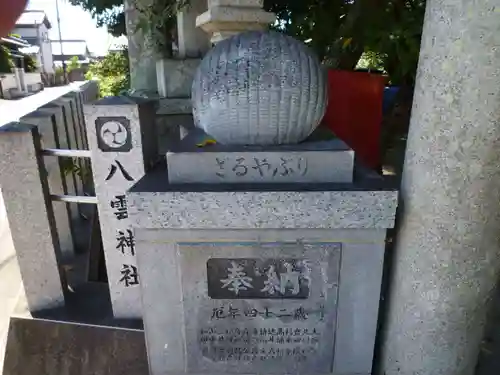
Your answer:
(127, 138), (397, 375)
(84, 97), (158, 318)
(167, 129), (354, 184)
(196, 0), (276, 43)
(381, 1), (500, 374)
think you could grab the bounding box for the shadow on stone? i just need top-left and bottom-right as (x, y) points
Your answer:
(31, 282), (142, 330)
(475, 278), (500, 375)
(2, 316), (148, 375)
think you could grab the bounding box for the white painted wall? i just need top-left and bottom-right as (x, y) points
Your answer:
(12, 25), (54, 74)
(0, 74), (19, 98)
(24, 73), (42, 92)
(35, 53), (43, 71)
(38, 24), (54, 74)
(1, 72), (42, 98)
(12, 27), (37, 38)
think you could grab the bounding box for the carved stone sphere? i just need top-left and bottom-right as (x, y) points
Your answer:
(192, 31), (328, 145)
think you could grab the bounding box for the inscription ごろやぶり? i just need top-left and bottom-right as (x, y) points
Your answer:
(214, 156), (308, 179)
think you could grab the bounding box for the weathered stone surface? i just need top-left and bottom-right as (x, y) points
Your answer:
(381, 1), (500, 375)
(198, 6), (276, 25)
(167, 133), (354, 184)
(181, 242), (340, 374)
(75, 80), (99, 105)
(0, 123), (66, 312)
(133, 228), (388, 375)
(2, 317), (148, 375)
(128, 188), (397, 229)
(476, 282), (500, 375)
(192, 31), (327, 145)
(196, 4), (275, 44)
(156, 115), (194, 154)
(21, 110), (75, 258)
(124, 0), (157, 92)
(156, 58), (200, 98)
(84, 97), (158, 318)
(209, 0), (263, 6)
(157, 98), (192, 115)
(37, 102), (80, 210)
(62, 92), (88, 150)
(177, 0), (211, 58)
(211, 31), (242, 43)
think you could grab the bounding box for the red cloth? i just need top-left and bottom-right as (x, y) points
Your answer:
(323, 70), (386, 170)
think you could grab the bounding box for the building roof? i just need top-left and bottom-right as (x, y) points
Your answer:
(19, 37), (39, 46)
(15, 10), (52, 29)
(51, 40), (90, 57)
(0, 36), (30, 48)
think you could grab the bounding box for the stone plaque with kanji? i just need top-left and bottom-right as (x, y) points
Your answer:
(179, 242), (341, 374)
(207, 258), (310, 299)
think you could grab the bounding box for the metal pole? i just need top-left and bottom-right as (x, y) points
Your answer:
(55, 0), (67, 84)
(41, 148), (91, 158)
(51, 195), (98, 204)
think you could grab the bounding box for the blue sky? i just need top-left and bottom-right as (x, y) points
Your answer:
(27, 0), (126, 55)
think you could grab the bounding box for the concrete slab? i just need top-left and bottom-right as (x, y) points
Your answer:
(2, 317), (147, 375)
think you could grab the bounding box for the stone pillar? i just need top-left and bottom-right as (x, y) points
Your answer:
(58, 96), (88, 202)
(63, 92), (89, 151)
(21, 110), (76, 258)
(381, 1), (500, 374)
(177, 0), (211, 58)
(84, 97), (158, 318)
(124, 0), (158, 92)
(156, 0), (211, 99)
(45, 100), (84, 200)
(196, 0), (276, 44)
(0, 123), (66, 311)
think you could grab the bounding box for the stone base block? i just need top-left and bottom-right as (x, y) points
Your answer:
(166, 129), (354, 184)
(209, 0), (263, 6)
(156, 58), (200, 98)
(3, 317), (147, 375)
(197, 6), (276, 32)
(157, 98), (193, 115)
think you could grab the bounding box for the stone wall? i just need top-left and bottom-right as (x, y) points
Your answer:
(0, 81), (98, 314)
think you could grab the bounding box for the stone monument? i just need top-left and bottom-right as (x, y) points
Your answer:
(127, 31), (398, 375)
(84, 96), (158, 318)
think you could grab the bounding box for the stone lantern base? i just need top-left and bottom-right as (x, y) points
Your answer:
(196, 1), (276, 44)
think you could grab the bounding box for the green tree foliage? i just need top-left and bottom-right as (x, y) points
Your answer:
(67, 55), (81, 72)
(265, 0), (348, 64)
(85, 49), (130, 97)
(133, 0), (190, 57)
(70, 0), (425, 84)
(23, 54), (38, 72)
(68, 0), (125, 36)
(363, 0), (426, 86)
(55, 65), (65, 75)
(0, 45), (14, 73)
(265, 0), (425, 81)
